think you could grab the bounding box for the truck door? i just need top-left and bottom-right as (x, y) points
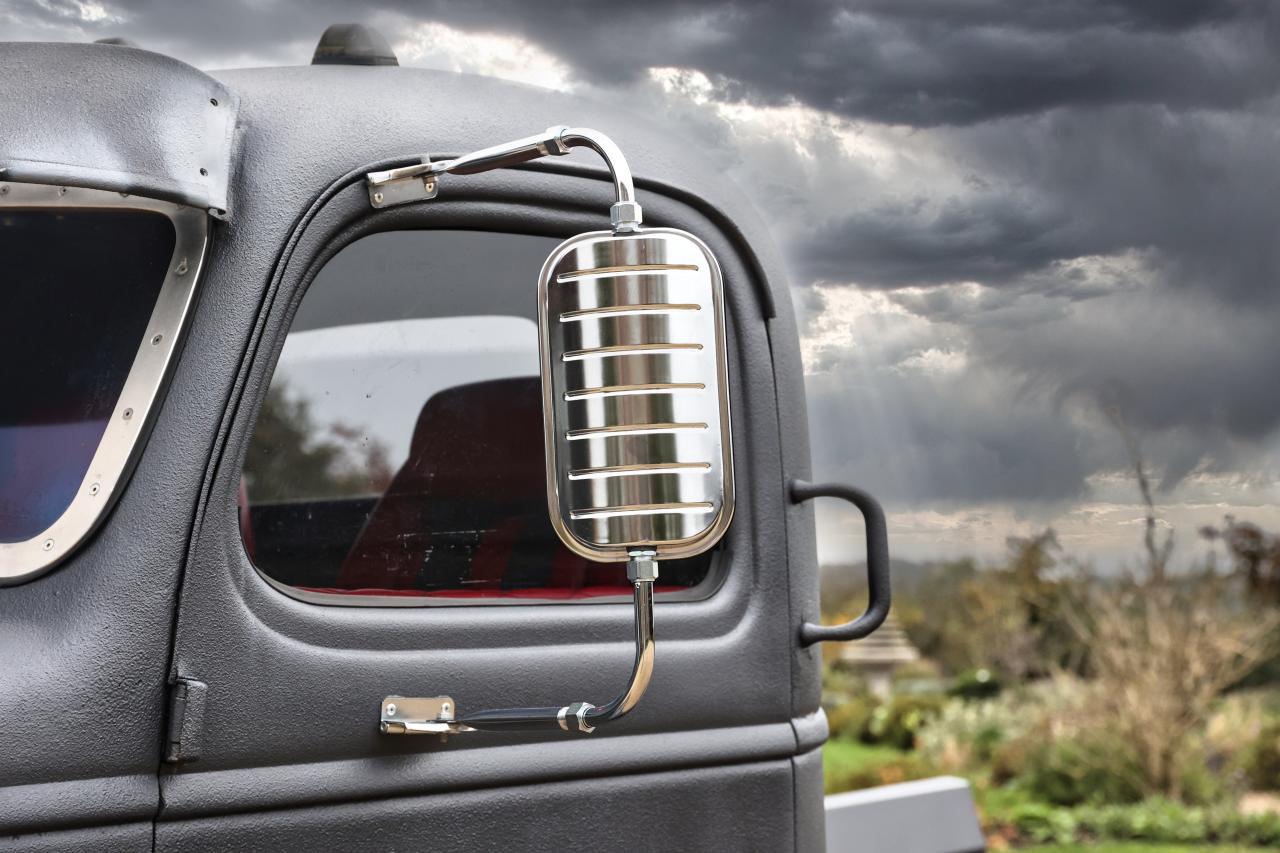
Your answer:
(156, 170), (832, 851)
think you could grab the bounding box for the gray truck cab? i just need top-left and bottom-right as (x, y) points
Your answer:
(0, 29), (888, 852)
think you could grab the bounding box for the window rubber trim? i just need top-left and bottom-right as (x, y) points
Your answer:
(0, 181), (209, 586)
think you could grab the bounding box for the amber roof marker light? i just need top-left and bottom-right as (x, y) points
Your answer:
(368, 127), (734, 736)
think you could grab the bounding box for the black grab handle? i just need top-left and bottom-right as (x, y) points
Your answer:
(791, 480), (891, 647)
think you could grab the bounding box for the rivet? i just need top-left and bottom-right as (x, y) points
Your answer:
(442, 702), (451, 714)
(151, 333), (163, 345)
(386, 703), (397, 716)
(373, 191), (384, 204)
(42, 538), (54, 551)
(0, 185), (8, 195)
(175, 258), (189, 276)
(122, 408), (134, 420)
(89, 482), (100, 496)
(425, 180), (436, 192)
(58, 187), (67, 195)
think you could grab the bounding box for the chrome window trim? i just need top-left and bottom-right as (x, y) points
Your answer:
(0, 181), (209, 585)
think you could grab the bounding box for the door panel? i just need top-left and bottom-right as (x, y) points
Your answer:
(162, 174), (813, 848)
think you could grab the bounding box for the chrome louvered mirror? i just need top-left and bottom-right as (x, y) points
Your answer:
(368, 127), (734, 736)
(539, 228), (734, 563)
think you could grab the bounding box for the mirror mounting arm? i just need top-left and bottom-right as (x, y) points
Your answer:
(365, 126), (643, 231)
(381, 551), (657, 737)
(375, 124), (734, 741)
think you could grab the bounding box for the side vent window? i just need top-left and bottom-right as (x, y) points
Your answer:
(240, 231), (716, 604)
(1, 183), (206, 585)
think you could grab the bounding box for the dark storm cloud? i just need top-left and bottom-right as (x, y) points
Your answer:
(796, 99), (1280, 304)
(799, 281), (1280, 506)
(9, 1), (1280, 125)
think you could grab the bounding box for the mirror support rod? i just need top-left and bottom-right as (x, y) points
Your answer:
(458, 551), (656, 734)
(380, 551), (657, 737)
(366, 126), (643, 231)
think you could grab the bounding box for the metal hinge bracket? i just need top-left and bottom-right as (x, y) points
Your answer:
(366, 160), (439, 209)
(381, 695), (474, 740)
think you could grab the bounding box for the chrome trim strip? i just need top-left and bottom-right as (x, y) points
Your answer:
(562, 343), (702, 362)
(565, 422), (708, 441)
(569, 502), (715, 520)
(558, 303), (701, 323)
(564, 382), (706, 400)
(0, 181), (209, 585)
(556, 263), (698, 282)
(568, 462), (711, 481)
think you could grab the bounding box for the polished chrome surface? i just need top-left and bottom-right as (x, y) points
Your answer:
(0, 182), (209, 585)
(385, 574), (655, 736)
(380, 695), (474, 736)
(365, 126), (642, 229)
(609, 574), (656, 717)
(539, 228), (734, 562)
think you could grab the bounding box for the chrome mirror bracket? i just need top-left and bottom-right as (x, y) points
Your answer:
(382, 551), (657, 738)
(373, 126), (732, 740)
(365, 126), (643, 231)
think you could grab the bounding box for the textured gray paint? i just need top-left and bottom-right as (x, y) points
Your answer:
(794, 747), (828, 853)
(0, 42), (238, 213)
(158, 760), (795, 853)
(0, 823), (152, 853)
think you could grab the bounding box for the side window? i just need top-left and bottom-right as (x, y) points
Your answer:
(241, 231), (715, 602)
(1, 183), (204, 584)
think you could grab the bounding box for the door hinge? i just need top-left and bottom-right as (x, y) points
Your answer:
(164, 677), (208, 764)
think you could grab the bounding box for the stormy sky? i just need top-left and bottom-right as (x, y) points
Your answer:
(6, 0), (1279, 568)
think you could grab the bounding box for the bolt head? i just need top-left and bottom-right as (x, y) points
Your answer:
(610, 201), (643, 231)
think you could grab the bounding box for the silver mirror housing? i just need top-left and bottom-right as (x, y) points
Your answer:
(539, 228), (734, 562)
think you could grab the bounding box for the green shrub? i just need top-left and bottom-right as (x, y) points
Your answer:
(1008, 801), (1078, 845)
(949, 667), (1002, 700)
(989, 797), (1280, 846)
(1212, 809), (1280, 846)
(825, 695), (877, 742)
(864, 694), (946, 750)
(1240, 720), (1280, 791)
(917, 694), (1030, 774)
(1018, 736), (1144, 807)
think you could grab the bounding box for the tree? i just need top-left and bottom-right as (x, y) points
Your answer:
(242, 382), (393, 503)
(1062, 414), (1280, 799)
(1201, 516), (1280, 605)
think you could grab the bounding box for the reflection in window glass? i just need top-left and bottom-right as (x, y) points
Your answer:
(0, 208), (175, 542)
(241, 231), (714, 600)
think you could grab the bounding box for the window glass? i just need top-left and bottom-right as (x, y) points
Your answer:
(241, 231), (714, 601)
(0, 208), (175, 542)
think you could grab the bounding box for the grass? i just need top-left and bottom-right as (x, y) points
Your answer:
(1025, 846), (1271, 852)
(822, 738), (924, 793)
(822, 738), (904, 772)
